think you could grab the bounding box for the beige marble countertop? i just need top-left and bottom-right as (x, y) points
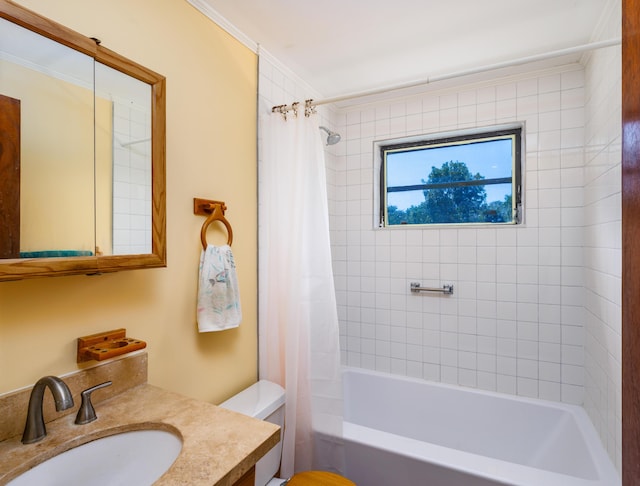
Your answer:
(0, 384), (280, 485)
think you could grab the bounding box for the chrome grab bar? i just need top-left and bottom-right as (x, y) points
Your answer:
(410, 282), (454, 295)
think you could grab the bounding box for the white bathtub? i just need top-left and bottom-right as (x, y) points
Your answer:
(316, 367), (620, 486)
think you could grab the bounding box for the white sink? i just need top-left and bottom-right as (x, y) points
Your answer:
(8, 429), (182, 486)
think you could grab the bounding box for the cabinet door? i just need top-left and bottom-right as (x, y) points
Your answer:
(232, 466), (255, 486)
(0, 93), (20, 258)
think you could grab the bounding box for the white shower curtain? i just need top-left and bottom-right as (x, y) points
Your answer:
(259, 109), (342, 477)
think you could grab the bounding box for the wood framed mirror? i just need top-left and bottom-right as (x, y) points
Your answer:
(0, 0), (166, 281)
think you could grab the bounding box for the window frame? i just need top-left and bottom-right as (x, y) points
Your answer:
(377, 125), (523, 227)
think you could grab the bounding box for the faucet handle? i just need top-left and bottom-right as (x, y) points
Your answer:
(74, 381), (112, 425)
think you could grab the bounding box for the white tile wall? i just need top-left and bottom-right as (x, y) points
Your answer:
(331, 66), (590, 405)
(112, 101), (152, 255)
(583, 0), (622, 472)
(257, 5), (621, 471)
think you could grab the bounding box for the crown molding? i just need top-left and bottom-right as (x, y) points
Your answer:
(186, 0), (257, 53)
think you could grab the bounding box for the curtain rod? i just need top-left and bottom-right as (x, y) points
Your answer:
(273, 38), (621, 112)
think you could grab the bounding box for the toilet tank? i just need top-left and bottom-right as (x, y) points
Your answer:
(219, 380), (285, 486)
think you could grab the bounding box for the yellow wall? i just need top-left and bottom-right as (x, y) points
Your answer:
(1, 59), (95, 252)
(0, 0), (259, 404)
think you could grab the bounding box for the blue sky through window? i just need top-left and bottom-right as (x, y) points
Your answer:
(386, 137), (513, 210)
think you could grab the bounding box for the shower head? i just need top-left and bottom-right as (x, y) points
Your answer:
(319, 126), (341, 145)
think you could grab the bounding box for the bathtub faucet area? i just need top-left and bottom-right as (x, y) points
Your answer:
(21, 376), (74, 444)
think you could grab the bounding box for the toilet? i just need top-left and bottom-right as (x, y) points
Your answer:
(219, 380), (354, 486)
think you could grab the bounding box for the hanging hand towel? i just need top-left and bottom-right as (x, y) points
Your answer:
(197, 244), (242, 332)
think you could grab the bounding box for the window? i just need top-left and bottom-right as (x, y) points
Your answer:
(379, 126), (522, 226)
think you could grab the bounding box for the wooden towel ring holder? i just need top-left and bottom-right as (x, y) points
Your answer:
(196, 199), (233, 250)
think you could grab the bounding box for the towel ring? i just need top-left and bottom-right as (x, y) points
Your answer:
(200, 204), (233, 250)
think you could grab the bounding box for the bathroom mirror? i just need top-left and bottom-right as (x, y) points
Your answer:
(0, 0), (166, 281)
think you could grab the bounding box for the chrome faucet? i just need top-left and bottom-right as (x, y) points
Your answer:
(22, 376), (74, 444)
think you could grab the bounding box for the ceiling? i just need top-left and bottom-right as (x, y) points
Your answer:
(192, 0), (613, 101)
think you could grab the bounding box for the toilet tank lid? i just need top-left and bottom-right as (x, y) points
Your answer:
(219, 380), (285, 420)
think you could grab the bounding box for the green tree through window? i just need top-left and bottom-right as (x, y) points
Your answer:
(381, 127), (521, 226)
(422, 160), (487, 223)
(387, 161), (513, 224)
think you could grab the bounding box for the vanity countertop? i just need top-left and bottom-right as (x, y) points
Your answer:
(0, 383), (280, 485)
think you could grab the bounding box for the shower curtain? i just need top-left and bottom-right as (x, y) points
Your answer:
(259, 108), (342, 477)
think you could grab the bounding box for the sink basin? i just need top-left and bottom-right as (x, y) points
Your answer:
(8, 428), (182, 486)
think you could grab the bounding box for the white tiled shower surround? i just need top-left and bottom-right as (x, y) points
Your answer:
(583, 0), (622, 469)
(258, 0), (620, 472)
(333, 70), (588, 398)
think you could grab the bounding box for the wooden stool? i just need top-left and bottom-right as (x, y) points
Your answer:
(287, 471), (356, 486)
